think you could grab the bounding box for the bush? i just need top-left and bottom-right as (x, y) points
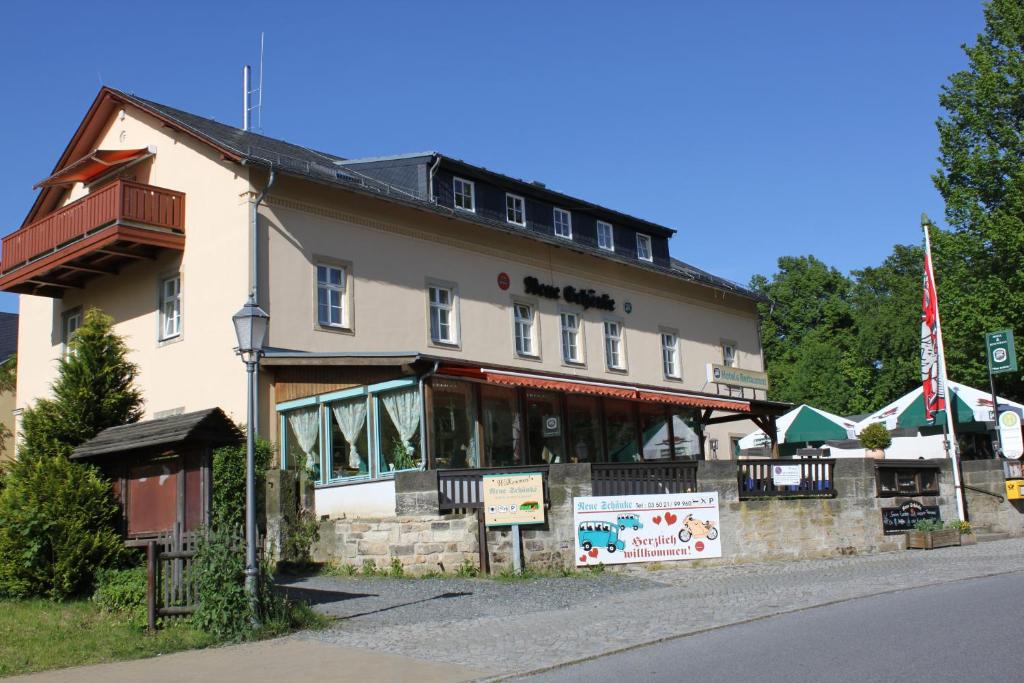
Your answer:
(0, 455), (125, 599)
(210, 439), (273, 531)
(858, 422), (892, 451)
(282, 508), (320, 566)
(93, 565), (147, 624)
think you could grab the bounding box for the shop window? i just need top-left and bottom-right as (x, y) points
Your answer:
(553, 207), (572, 238)
(560, 312), (582, 364)
(159, 274), (182, 341)
(506, 193), (525, 226)
(525, 390), (565, 465)
(597, 220), (614, 251)
(876, 467), (939, 497)
(671, 411), (703, 459)
(637, 234), (653, 262)
(454, 177), (475, 212)
(378, 387), (423, 473)
(481, 384), (522, 467)
(328, 396), (370, 480)
(639, 405), (670, 460)
(605, 399), (638, 462)
(566, 395), (602, 463)
(431, 379), (479, 469)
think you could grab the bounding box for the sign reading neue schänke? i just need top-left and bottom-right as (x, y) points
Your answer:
(573, 492), (721, 567)
(523, 276), (615, 312)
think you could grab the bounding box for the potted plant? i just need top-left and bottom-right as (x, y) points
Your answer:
(905, 519), (961, 550)
(947, 519), (976, 545)
(858, 422), (892, 459)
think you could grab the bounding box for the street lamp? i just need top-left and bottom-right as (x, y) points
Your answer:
(232, 292), (269, 625)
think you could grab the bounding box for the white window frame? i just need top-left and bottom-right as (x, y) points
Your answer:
(661, 330), (681, 379)
(61, 307), (82, 354)
(604, 319), (625, 370)
(597, 220), (614, 251)
(722, 342), (737, 367)
(453, 177), (475, 213)
(553, 207), (572, 239)
(560, 311), (583, 365)
(637, 234), (653, 262)
(513, 301), (537, 358)
(428, 282), (459, 346)
(316, 263), (348, 330)
(159, 274), (182, 341)
(505, 193), (525, 226)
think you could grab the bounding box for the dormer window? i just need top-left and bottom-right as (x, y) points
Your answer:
(453, 177), (475, 212)
(597, 221), (614, 251)
(553, 208), (572, 238)
(505, 193), (525, 226)
(637, 234), (653, 262)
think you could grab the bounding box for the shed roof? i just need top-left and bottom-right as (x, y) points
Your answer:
(72, 407), (242, 460)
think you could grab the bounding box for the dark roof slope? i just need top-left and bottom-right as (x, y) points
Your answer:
(0, 313), (17, 361)
(72, 407), (242, 460)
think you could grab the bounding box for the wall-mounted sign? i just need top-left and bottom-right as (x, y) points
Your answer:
(573, 492), (721, 566)
(706, 363), (769, 391)
(482, 473), (546, 527)
(542, 415), (561, 437)
(999, 410), (1023, 459)
(523, 276), (615, 312)
(771, 465), (802, 486)
(986, 329), (1018, 374)
(497, 272), (510, 290)
(624, 302), (633, 314)
(881, 500), (941, 535)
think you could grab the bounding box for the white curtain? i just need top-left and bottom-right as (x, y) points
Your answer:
(381, 388), (421, 464)
(332, 399), (367, 469)
(287, 407), (320, 469)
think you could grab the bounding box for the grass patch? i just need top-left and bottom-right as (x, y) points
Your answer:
(0, 599), (218, 677)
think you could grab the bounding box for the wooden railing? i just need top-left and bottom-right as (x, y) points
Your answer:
(591, 461), (699, 496)
(145, 527), (202, 629)
(437, 465), (550, 513)
(737, 459), (837, 499)
(1, 179), (185, 273)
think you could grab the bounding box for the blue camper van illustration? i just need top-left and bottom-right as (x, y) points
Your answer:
(578, 521), (625, 553)
(616, 513), (643, 531)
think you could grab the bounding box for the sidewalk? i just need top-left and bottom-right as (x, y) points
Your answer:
(10, 538), (1024, 682)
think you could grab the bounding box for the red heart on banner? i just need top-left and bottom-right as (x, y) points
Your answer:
(579, 554), (588, 563)
(652, 516), (662, 525)
(588, 548), (599, 558)
(665, 512), (678, 525)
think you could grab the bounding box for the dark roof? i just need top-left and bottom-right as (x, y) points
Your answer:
(0, 313), (18, 361)
(71, 407), (242, 460)
(109, 89), (761, 302)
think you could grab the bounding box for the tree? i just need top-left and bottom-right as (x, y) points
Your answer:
(933, 0), (1024, 401)
(19, 309), (143, 459)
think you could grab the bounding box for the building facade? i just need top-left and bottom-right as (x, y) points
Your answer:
(3, 88), (785, 519)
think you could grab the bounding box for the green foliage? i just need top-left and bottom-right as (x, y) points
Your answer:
(857, 422), (892, 451)
(210, 438), (273, 530)
(454, 558), (479, 578)
(912, 519), (944, 532)
(0, 455), (125, 599)
(282, 508), (320, 566)
(92, 566), (147, 625)
(360, 559), (379, 577)
(190, 527), (250, 639)
(947, 519), (972, 533)
(0, 354), (16, 395)
(391, 441), (415, 471)
(388, 557), (405, 577)
(19, 309), (143, 460)
(321, 562), (358, 577)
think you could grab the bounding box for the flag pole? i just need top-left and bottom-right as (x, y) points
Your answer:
(922, 213), (966, 522)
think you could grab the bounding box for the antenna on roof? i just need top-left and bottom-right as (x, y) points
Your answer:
(242, 33), (265, 132)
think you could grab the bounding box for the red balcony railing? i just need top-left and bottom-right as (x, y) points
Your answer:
(1, 179), (185, 274)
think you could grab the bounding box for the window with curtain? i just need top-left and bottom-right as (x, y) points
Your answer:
(379, 387), (422, 473)
(329, 397), (369, 479)
(286, 407), (321, 479)
(431, 379), (478, 469)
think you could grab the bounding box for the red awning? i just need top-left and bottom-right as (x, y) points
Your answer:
(438, 366), (751, 412)
(35, 147), (153, 188)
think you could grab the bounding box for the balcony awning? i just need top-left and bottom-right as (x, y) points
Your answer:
(438, 365), (751, 412)
(35, 147), (154, 188)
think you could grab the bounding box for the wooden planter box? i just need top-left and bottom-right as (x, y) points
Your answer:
(959, 532), (977, 546)
(906, 528), (961, 550)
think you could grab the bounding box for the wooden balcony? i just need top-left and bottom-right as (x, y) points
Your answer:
(0, 180), (185, 297)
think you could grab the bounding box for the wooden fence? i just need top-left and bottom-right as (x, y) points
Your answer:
(737, 459), (837, 499)
(591, 461), (699, 496)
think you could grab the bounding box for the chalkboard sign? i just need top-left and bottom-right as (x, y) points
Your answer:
(881, 500), (941, 535)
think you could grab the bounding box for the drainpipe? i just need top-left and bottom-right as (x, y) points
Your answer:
(419, 361), (440, 467)
(428, 154), (442, 203)
(250, 166), (276, 436)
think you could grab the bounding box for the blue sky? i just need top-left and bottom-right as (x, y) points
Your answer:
(0, 1), (985, 314)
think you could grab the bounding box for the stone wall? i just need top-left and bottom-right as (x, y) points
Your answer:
(962, 459), (1024, 537)
(300, 458), (1023, 573)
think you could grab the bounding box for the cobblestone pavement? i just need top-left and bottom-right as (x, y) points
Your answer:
(289, 538), (1024, 680)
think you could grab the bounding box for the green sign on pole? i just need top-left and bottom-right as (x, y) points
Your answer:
(986, 330), (1018, 374)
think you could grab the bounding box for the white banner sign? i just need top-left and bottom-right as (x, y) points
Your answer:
(573, 492), (721, 567)
(1000, 411), (1023, 459)
(771, 464), (802, 486)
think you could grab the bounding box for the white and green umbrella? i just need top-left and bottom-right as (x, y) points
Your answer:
(739, 404), (857, 450)
(856, 381), (1024, 431)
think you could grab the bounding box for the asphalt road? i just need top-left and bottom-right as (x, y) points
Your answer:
(516, 571), (1024, 683)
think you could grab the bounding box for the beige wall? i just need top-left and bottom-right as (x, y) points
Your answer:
(15, 104), (254, 440)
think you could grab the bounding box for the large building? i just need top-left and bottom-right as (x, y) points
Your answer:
(2, 87), (785, 517)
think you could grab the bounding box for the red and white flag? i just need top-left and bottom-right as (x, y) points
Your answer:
(921, 251), (945, 423)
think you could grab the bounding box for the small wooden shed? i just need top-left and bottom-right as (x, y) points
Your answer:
(72, 408), (242, 539)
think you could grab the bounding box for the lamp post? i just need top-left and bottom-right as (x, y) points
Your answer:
(232, 292), (269, 625)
